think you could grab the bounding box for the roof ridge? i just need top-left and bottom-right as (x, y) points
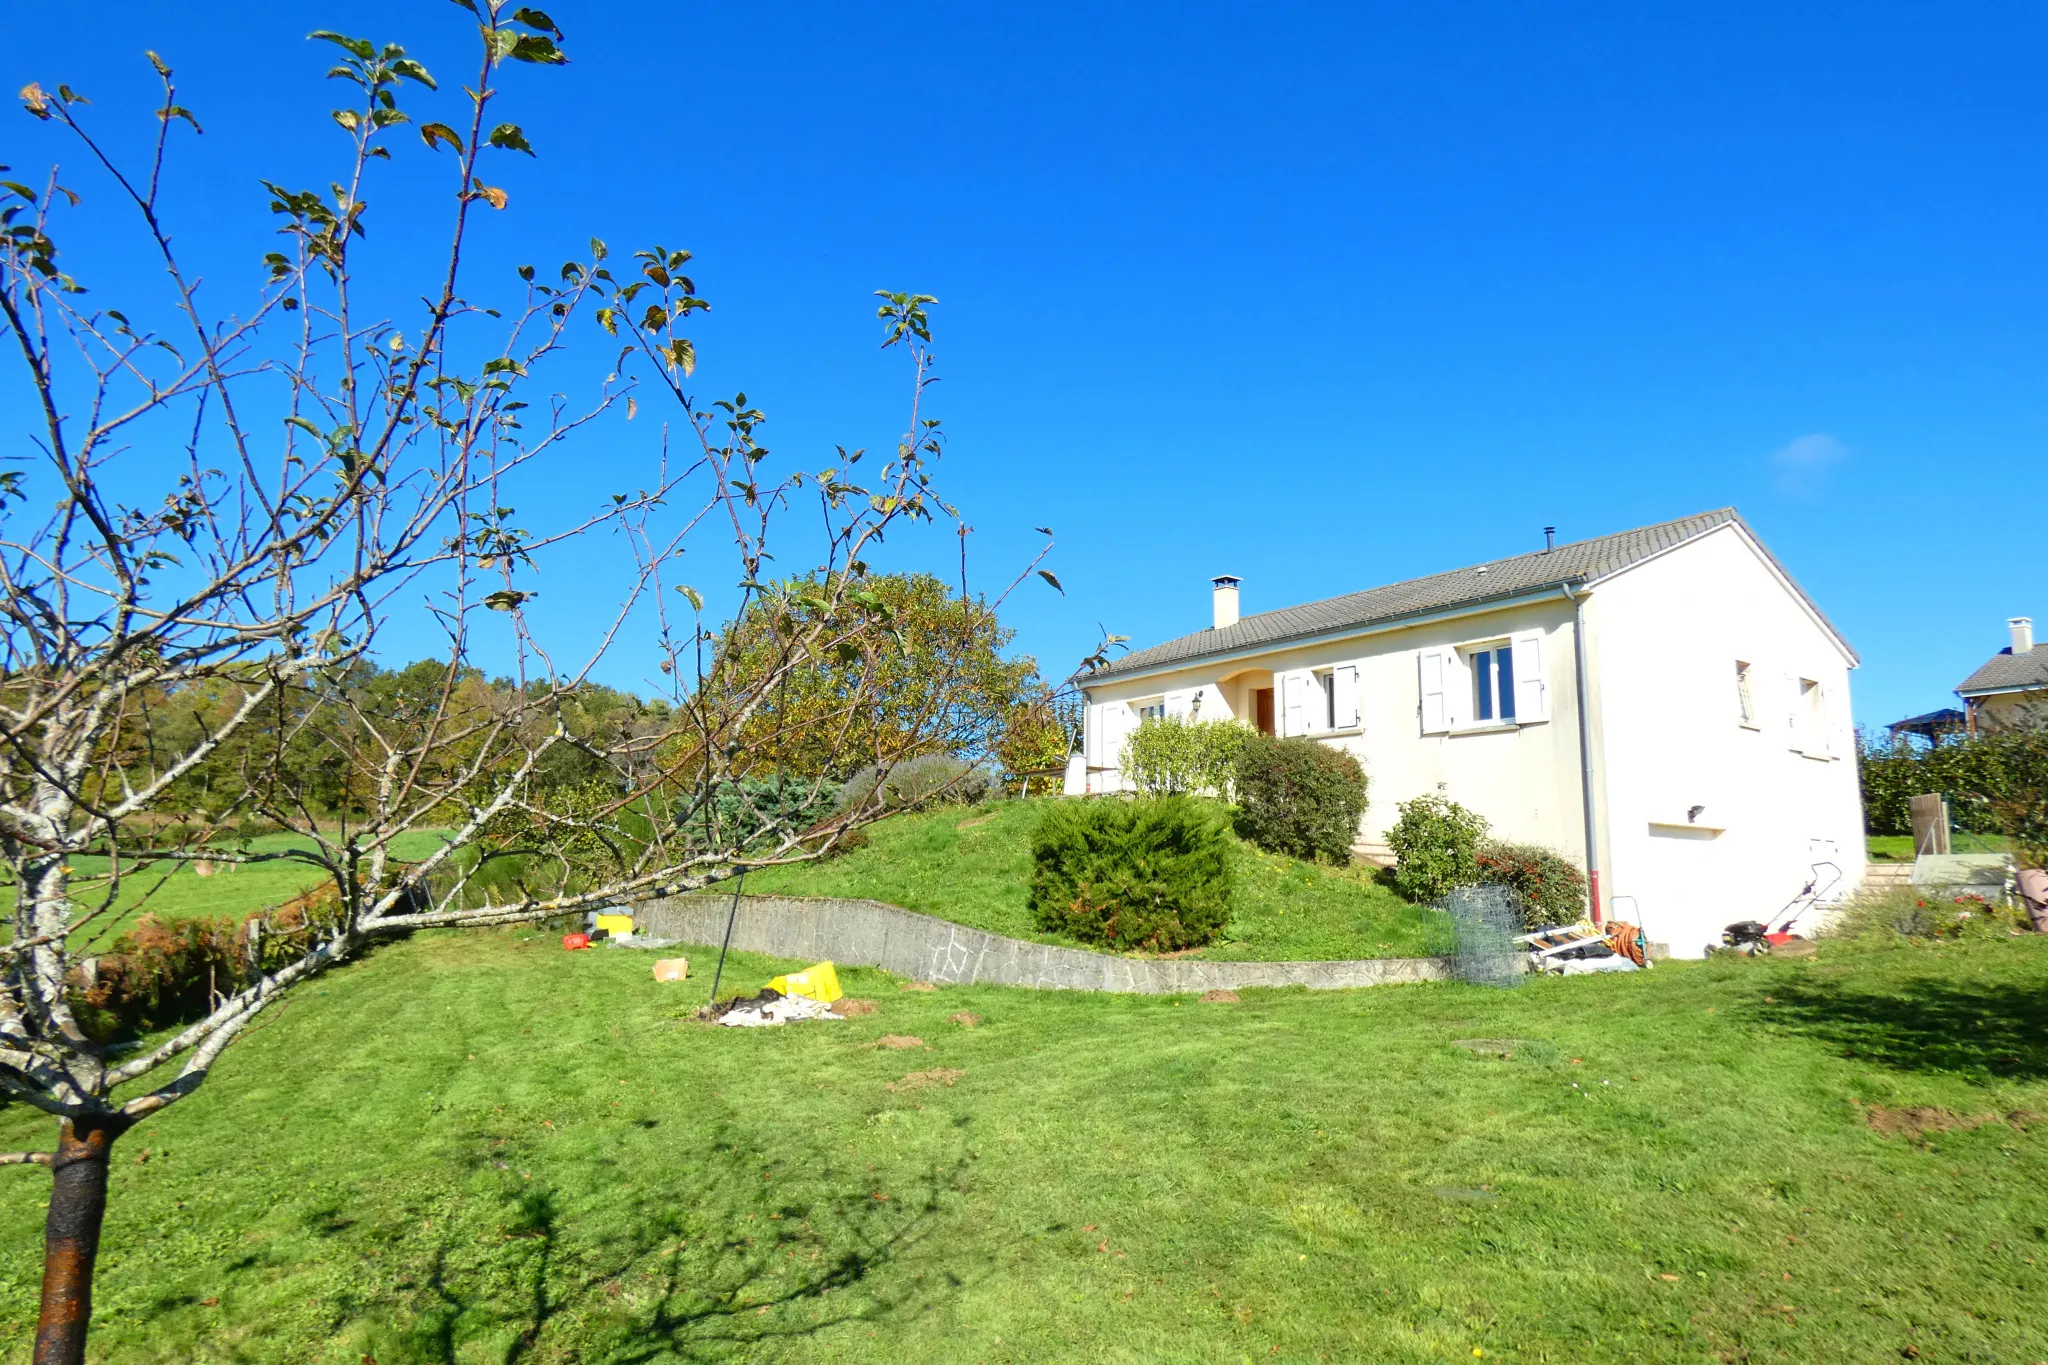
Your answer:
(1081, 508), (1794, 683)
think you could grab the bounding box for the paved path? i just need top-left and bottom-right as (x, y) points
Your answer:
(636, 894), (1452, 994)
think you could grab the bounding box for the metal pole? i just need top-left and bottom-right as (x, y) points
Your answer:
(707, 866), (747, 1008)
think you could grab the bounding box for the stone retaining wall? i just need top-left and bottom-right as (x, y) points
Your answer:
(634, 894), (1452, 995)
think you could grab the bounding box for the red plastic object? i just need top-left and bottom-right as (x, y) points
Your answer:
(1764, 932), (1795, 947)
(561, 932), (591, 951)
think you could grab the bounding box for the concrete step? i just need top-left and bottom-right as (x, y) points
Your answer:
(1861, 862), (1914, 889)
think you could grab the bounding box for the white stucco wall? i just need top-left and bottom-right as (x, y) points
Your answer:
(1582, 525), (1865, 957)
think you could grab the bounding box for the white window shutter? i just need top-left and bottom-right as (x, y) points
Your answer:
(1281, 671), (1308, 736)
(1510, 630), (1548, 723)
(1418, 650), (1450, 734)
(1165, 688), (1193, 720)
(1333, 665), (1360, 729)
(1784, 674), (1804, 752)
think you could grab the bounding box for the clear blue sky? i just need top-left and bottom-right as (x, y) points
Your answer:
(7, 2), (2043, 727)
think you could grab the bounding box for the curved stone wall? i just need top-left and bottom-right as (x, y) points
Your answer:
(635, 894), (1452, 995)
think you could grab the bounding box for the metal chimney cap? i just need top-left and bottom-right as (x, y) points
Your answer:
(1211, 575), (1242, 588)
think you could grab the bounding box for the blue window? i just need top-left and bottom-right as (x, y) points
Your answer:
(1471, 645), (1515, 722)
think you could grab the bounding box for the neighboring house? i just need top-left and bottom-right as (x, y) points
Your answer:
(1066, 508), (1865, 958)
(1956, 617), (2048, 733)
(1886, 708), (1966, 744)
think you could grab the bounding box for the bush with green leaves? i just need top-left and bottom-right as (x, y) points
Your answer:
(1028, 796), (1232, 951)
(1120, 716), (1249, 797)
(1474, 840), (1587, 929)
(1386, 793), (1489, 903)
(694, 777), (841, 854)
(836, 754), (991, 814)
(1229, 733), (1369, 864)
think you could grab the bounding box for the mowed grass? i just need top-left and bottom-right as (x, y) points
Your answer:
(1866, 833), (2013, 863)
(38, 830), (456, 951)
(739, 797), (1446, 960)
(4, 931), (2047, 1362)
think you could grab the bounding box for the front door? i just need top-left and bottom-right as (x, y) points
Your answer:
(1255, 687), (1275, 735)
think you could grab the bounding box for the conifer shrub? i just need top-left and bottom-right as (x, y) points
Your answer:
(1475, 840), (1588, 929)
(1029, 796), (1232, 951)
(1386, 793), (1489, 903)
(1231, 733), (1369, 864)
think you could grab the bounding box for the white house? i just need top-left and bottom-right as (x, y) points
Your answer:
(1067, 509), (1865, 957)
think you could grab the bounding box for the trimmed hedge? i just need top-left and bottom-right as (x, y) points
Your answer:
(1475, 840), (1587, 929)
(1029, 796), (1232, 951)
(1231, 733), (1369, 864)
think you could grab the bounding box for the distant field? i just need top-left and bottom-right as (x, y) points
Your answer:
(735, 797), (1449, 960)
(34, 830), (455, 950)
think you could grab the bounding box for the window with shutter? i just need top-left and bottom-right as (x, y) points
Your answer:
(1281, 671), (1307, 736)
(1332, 664), (1360, 729)
(1418, 649), (1450, 733)
(1509, 630), (1548, 723)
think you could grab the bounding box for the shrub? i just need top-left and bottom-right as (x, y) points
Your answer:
(1029, 796), (1232, 951)
(1386, 793), (1489, 903)
(1229, 733), (1369, 864)
(1120, 717), (1249, 797)
(694, 776), (840, 853)
(836, 754), (991, 814)
(1823, 887), (2028, 942)
(69, 890), (350, 1043)
(1475, 840), (1587, 929)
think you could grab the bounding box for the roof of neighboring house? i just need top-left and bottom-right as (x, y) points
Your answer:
(1956, 645), (2048, 697)
(1081, 507), (1853, 684)
(1887, 708), (1966, 735)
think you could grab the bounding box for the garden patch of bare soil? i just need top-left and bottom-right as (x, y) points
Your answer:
(1853, 1098), (2041, 1142)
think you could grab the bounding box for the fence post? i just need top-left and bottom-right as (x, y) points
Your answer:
(1909, 792), (1951, 857)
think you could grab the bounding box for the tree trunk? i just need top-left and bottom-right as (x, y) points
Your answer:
(35, 1115), (129, 1365)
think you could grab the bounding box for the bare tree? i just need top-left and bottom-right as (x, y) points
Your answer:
(0, 9), (1053, 1360)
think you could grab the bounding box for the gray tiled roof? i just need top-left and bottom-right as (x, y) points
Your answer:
(1957, 646), (2048, 696)
(1083, 508), (1849, 682)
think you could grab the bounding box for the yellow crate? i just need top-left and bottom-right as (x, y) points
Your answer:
(765, 961), (842, 1004)
(594, 913), (635, 937)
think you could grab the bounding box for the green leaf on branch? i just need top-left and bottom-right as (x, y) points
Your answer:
(487, 123), (535, 155)
(145, 51), (172, 77)
(390, 57), (437, 89)
(677, 585), (703, 611)
(1038, 570), (1064, 594)
(666, 337), (695, 375)
(474, 184), (508, 210)
(483, 589), (533, 612)
(511, 7), (564, 37)
(310, 31), (376, 61)
(159, 105), (203, 132)
(420, 122), (463, 153)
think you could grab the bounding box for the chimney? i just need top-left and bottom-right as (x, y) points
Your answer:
(2012, 616), (2035, 654)
(1543, 526), (1556, 552)
(1211, 575), (1241, 630)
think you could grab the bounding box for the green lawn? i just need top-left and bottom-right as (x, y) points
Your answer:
(5, 930), (2045, 1362)
(1867, 833), (2014, 863)
(43, 830), (456, 951)
(737, 797), (1447, 960)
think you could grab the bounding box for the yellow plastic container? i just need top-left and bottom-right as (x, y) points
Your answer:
(594, 913), (635, 937)
(765, 961), (843, 1004)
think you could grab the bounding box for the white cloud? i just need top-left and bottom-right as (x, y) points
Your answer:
(1770, 432), (1849, 496)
